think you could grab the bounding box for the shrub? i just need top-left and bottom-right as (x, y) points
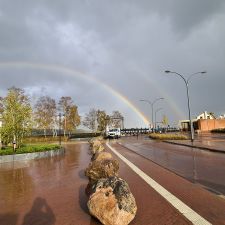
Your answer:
(0, 148), (14, 155)
(23, 136), (68, 143)
(69, 132), (101, 139)
(149, 133), (188, 140)
(23, 133), (101, 143)
(0, 144), (60, 156)
(211, 128), (225, 133)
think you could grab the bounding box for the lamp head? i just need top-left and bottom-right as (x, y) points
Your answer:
(165, 70), (171, 73)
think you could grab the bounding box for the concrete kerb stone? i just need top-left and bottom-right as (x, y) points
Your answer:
(163, 140), (225, 154)
(0, 148), (65, 163)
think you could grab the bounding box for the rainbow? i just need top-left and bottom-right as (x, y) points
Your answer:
(122, 64), (185, 119)
(140, 74), (185, 119)
(0, 61), (150, 125)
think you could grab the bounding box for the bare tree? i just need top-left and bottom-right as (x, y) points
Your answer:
(110, 110), (124, 128)
(34, 96), (57, 137)
(58, 96), (73, 136)
(83, 108), (97, 132)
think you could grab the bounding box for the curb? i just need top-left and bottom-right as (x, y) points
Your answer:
(0, 148), (65, 163)
(163, 141), (225, 154)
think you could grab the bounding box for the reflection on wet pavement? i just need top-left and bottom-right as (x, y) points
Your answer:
(0, 143), (101, 225)
(121, 141), (225, 195)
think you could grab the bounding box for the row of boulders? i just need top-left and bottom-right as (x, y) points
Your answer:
(84, 137), (137, 225)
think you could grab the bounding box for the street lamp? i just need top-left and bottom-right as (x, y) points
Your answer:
(155, 108), (163, 131)
(165, 70), (206, 142)
(140, 98), (164, 132)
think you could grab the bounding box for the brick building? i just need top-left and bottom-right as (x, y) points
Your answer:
(179, 111), (225, 132)
(195, 118), (225, 131)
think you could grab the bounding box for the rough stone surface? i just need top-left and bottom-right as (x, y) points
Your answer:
(92, 152), (113, 162)
(89, 138), (95, 146)
(85, 159), (119, 184)
(89, 136), (103, 146)
(88, 177), (137, 225)
(90, 140), (105, 155)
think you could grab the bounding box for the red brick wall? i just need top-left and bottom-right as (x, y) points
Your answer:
(198, 119), (225, 131)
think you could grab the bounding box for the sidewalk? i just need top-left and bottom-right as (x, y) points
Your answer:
(164, 139), (225, 153)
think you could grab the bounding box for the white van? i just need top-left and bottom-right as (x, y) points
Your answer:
(107, 128), (121, 139)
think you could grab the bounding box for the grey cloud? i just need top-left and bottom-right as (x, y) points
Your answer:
(0, 0), (224, 127)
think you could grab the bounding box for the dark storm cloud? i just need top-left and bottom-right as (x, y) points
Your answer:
(0, 0), (225, 126)
(136, 0), (225, 34)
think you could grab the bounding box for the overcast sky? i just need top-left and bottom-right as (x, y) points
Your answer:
(0, 0), (225, 127)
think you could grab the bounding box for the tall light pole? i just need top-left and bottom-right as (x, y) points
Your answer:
(140, 98), (164, 132)
(165, 70), (206, 142)
(155, 108), (163, 131)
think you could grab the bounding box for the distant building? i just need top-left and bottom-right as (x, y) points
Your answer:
(219, 114), (225, 119)
(179, 111), (225, 132)
(179, 119), (197, 131)
(196, 111), (215, 120)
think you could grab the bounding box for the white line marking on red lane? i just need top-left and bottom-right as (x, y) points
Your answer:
(106, 142), (212, 225)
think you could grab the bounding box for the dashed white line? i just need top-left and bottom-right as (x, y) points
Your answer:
(106, 142), (212, 225)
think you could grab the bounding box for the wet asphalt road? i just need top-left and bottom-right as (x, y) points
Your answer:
(119, 136), (225, 196)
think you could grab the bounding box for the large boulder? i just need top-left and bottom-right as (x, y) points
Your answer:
(90, 140), (105, 155)
(89, 136), (104, 146)
(92, 152), (113, 162)
(89, 137), (96, 148)
(88, 177), (137, 225)
(85, 159), (119, 184)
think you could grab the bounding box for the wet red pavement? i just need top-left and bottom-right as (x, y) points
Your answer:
(167, 132), (225, 152)
(108, 141), (225, 224)
(0, 143), (100, 225)
(0, 140), (225, 224)
(118, 136), (225, 195)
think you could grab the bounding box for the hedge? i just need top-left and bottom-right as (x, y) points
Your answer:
(0, 144), (60, 156)
(149, 133), (188, 140)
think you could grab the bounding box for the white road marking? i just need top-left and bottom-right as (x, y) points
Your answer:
(106, 142), (212, 225)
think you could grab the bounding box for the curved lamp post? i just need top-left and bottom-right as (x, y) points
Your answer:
(140, 98), (164, 132)
(165, 70), (206, 142)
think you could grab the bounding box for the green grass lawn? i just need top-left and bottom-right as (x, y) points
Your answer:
(149, 133), (188, 140)
(0, 144), (60, 156)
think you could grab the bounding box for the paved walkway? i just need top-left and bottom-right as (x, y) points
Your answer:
(108, 142), (225, 225)
(165, 138), (225, 153)
(118, 139), (225, 195)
